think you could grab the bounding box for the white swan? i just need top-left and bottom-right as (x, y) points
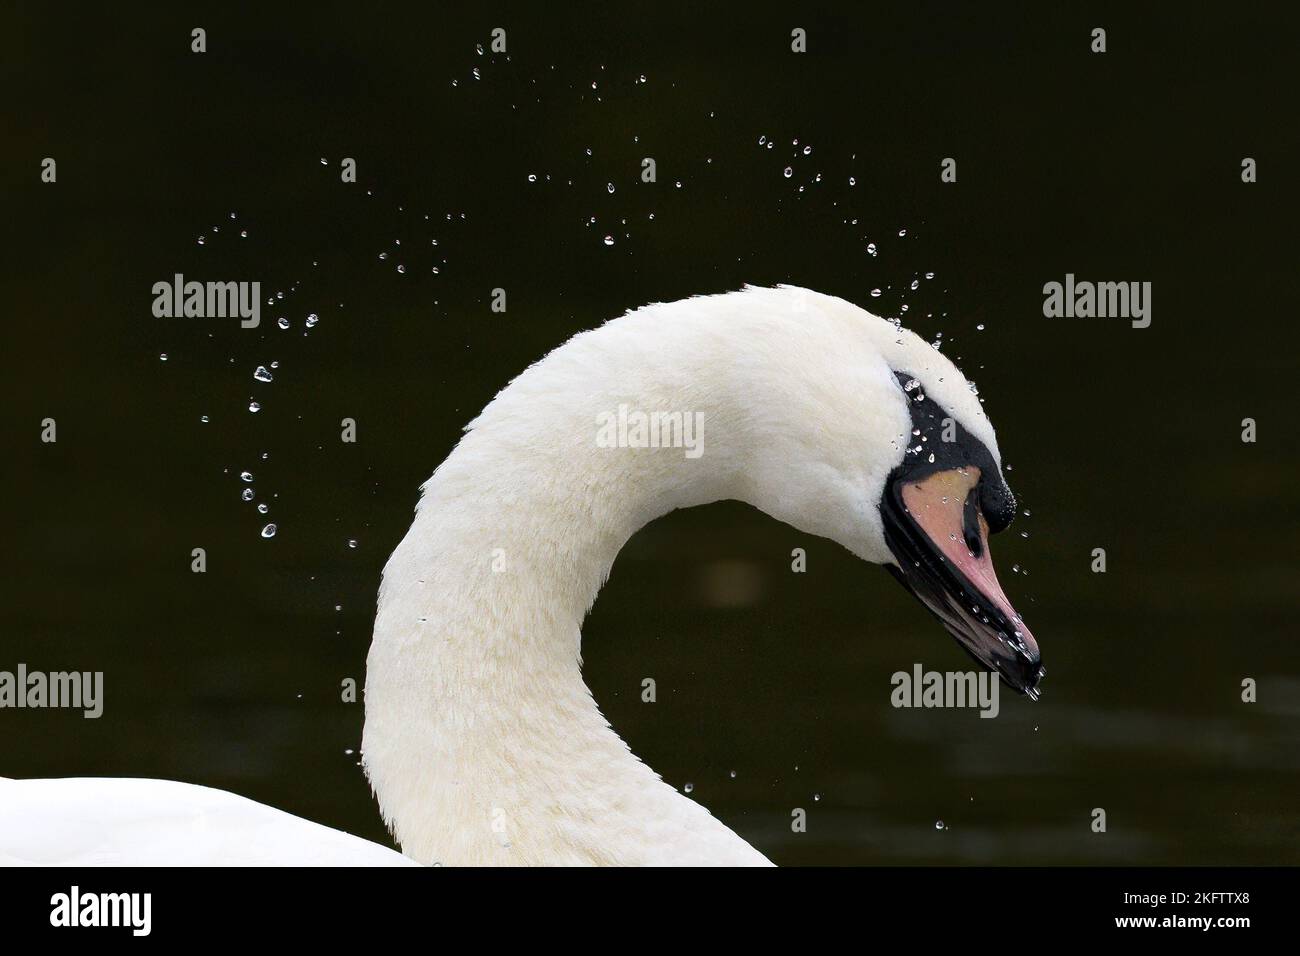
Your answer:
(1, 286), (1041, 867)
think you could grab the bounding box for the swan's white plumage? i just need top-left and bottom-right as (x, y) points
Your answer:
(1, 287), (1004, 867)
(0, 778), (416, 866)
(363, 286), (1003, 866)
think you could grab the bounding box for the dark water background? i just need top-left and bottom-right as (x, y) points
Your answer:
(3, 4), (1297, 864)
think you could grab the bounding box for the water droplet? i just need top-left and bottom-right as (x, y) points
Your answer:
(305, 313), (319, 328)
(241, 488), (255, 502)
(898, 228), (907, 237)
(935, 820), (945, 830)
(260, 523), (277, 538)
(257, 503), (269, 514)
(397, 264), (406, 274)
(159, 353), (168, 362)
(683, 782), (695, 794)
(527, 173), (537, 182)
(782, 167), (792, 178)
(606, 182), (615, 194)
(253, 366), (273, 383)
(870, 288), (882, 297)
(976, 324), (985, 331)
(277, 317), (290, 330)
(849, 176), (856, 186)
(603, 235), (614, 246)
(866, 242), (877, 256)
(200, 415), (210, 423)
(248, 401), (261, 413)
(347, 539), (358, 549)
(729, 770), (737, 779)
(240, 471), (254, 482)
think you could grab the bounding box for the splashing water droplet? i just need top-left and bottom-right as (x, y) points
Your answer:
(253, 366), (273, 383)
(260, 523), (277, 539)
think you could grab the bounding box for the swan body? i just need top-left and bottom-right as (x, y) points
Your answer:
(2, 286), (1038, 866)
(0, 777), (415, 866)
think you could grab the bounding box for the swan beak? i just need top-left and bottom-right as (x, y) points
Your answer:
(881, 466), (1044, 697)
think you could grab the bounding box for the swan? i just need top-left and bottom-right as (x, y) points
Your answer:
(1, 285), (1042, 866)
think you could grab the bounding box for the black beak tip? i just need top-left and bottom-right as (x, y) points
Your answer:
(1000, 653), (1045, 699)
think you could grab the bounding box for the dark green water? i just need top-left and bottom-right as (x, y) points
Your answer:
(3, 5), (1297, 864)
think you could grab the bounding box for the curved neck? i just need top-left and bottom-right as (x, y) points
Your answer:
(363, 307), (776, 866)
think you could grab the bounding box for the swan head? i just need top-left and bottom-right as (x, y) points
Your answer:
(716, 287), (1043, 696)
